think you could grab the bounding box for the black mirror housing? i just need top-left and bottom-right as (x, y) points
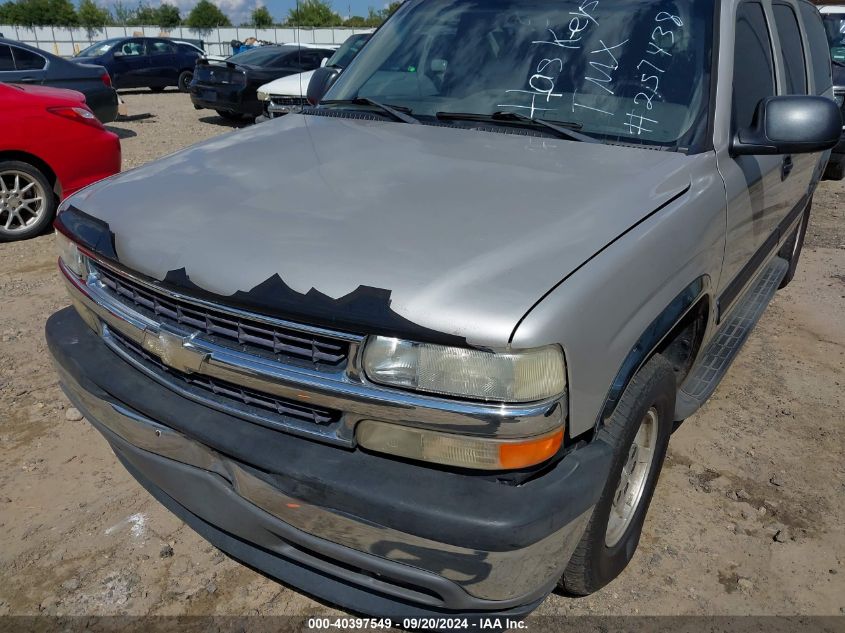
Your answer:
(307, 67), (341, 106)
(732, 95), (843, 156)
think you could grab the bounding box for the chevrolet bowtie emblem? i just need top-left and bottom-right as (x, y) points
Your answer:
(141, 329), (208, 374)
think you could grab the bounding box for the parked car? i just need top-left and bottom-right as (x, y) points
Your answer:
(0, 38), (117, 123)
(820, 5), (845, 179)
(190, 44), (334, 121)
(0, 83), (119, 242)
(47, 0), (840, 621)
(74, 37), (201, 92)
(256, 33), (370, 121)
(173, 40), (227, 64)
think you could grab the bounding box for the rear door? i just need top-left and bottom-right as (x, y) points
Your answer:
(147, 39), (178, 86)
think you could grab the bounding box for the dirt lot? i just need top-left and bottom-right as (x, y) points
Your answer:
(0, 90), (844, 624)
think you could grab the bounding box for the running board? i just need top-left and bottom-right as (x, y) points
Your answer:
(674, 256), (789, 420)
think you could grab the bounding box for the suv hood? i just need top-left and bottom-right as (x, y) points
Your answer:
(67, 114), (692, 347)
(258, 69), (315, 97)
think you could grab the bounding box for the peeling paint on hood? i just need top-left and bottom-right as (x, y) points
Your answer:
(66, 113), (692, 348)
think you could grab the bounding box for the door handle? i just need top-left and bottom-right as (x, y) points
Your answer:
(781, 155), (794, 181)
(17, 76), (37, 83)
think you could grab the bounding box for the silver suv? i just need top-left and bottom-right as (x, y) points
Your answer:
(48, 0), (841, 620)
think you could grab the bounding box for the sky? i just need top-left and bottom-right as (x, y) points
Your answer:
(91, 0), (387, 27)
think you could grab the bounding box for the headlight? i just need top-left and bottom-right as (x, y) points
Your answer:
(362, 336), (566, 402)
(357, 420), (563, 470)
(55, 230), (86, 277)
(257, 89), (269, 101)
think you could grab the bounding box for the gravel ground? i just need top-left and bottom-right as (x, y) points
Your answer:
(0, 89), (844, 625)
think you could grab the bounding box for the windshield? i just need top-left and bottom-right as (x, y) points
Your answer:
(326, 0), (714, 149)
(327, 34), (370, 69)
(823, 14), (845, 64)
(76, 39), (120, 58)
(228, 45), (297, 67)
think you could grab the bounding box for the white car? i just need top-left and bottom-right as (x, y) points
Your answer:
(256, 33), (371, 121)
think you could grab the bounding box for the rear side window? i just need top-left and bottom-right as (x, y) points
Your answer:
(0, 45), (13, 71)
(772, 4), (807, 94)
(12, 46), (46, 71)
(798, 1), (833, 92)
(733, 2), (776, 129)
(149, 40), (175, 55)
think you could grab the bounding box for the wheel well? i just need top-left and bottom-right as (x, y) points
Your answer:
(655, 295), (709, 386)
(0, 150), (60, 197)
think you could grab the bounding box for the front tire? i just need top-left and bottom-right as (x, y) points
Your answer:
(561, 354), (675, 596)
(0, 160), (55, 242)
(178, 70), (193, 92)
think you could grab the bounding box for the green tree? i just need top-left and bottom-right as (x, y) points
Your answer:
(77, 0), (110, 33)
(286, 0), (341, 26)
(129, 1), (157, 24)
(0, 1), (18, 23)
(382, 1), (402, 17)
(156, 2), (181, 27)
(186, 0), (231, 28)
(250, 4), (272, 27)
(8, 0), (77, 25)
(110, 0), (134, 24)
(342, 14), (367, 27)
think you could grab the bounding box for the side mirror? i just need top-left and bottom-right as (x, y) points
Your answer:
(732, 95), (842, 156)
(307, 66), (340, 106)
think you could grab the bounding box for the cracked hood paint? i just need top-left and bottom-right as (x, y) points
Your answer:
(67, 114), (692, 348)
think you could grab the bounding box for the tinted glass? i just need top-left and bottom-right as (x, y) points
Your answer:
(0, 45), (13, 71)
(798, 2), (845, 94)
(327, 34), (370, 69)
(773, 4), (807, 94)
(733, 2), (775, 129)
(149, 40), (175, 55)
(12, 46), (46, 70)
(76, 39), (121, 58)
(821, 12), (845, 64)
(117, 40), (146, 56)
(327, 0), (715, 149)
(229, 46), (298, 66)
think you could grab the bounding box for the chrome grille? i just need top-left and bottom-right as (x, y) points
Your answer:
(270, 95), (306, 107)
(110, 327), (340, 426)
(93, 264), (349, 367)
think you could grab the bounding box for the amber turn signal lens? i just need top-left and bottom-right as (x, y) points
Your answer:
(498, 429), (564, 469)
(356, 420), (564, 470)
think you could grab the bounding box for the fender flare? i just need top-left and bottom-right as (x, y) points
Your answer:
(593, 275), (710, 436)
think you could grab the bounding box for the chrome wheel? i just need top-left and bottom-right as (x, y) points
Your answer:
(0, 170), (47, 234)
(605, 407), (659, 547)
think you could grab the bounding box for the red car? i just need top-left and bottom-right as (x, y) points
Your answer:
(0, 82), (120, 242)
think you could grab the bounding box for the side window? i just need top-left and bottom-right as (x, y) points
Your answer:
(118, 40), (145, 56)
(772, 4), (808, 94)
(150, 40), (175, 55)
(733, 2), (776, 130)
(0, 45), (13, 72)
(11, 46), (47, 71)
(798, 1), (833, 93)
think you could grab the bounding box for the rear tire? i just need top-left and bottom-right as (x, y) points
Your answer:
(561, 354), (675, 596)
(778, 198), (811, 289)
(178, 70), (193, 92)
(823, 159), (844, 181)
(0, 160), (56, 242)
(215, 110), (244, 121)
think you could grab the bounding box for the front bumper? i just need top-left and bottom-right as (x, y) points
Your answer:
(47, 305), (611, 616)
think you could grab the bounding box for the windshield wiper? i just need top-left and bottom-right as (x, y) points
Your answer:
(320, 98), (420, 124)
(832, 59), (845, 67)
(436, 110), (598, 143)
